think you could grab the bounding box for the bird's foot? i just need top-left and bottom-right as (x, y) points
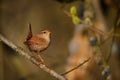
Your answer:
(37, 54), (45, 64)
(31, 53), (45, 65)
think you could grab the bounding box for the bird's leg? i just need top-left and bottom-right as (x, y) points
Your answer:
(30, 52), (45, 65)
(31, 52), (37, 59)
(37, 52), (45, 64)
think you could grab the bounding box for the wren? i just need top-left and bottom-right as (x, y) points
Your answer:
(24, 23), (51, 64)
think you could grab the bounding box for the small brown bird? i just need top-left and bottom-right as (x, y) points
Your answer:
(24, 23), (51, 64)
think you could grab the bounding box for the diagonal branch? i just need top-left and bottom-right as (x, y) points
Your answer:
(0, 33), (66, 80)
(61, 57), (90, 75)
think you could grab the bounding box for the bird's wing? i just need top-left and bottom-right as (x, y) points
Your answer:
(29, 36), (48, 46)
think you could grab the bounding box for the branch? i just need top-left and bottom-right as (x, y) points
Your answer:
(61, 57), (90, 75)
(0, 33), (66, 80)
(106, 9), (120, 63)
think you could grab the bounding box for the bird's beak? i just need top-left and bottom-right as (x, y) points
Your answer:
(49, 32), (51, 35)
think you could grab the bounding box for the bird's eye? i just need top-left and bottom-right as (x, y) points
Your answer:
(43, 32), (46, 34)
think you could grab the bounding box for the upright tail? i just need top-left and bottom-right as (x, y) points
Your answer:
(24, 23), (33, 44)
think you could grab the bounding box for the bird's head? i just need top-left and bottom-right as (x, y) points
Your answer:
(39, 30), (51, 40)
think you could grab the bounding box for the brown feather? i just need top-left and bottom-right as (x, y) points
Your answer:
(24, 23), (33, 44)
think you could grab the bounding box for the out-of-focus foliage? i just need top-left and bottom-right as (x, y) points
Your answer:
(70, 6), (81, 25)
(70, 6), (77, 15)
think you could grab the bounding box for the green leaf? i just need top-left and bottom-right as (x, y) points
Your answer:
(70, 6), (77, 15)
(72, 16), (81, 25)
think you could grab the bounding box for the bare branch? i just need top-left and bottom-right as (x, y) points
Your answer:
(0, 33), (66, 80)
(61, 57), (90, 75)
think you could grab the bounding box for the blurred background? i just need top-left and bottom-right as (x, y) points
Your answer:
(0, 0), (120, 80)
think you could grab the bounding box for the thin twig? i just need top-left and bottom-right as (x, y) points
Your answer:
(105, 34), (114, 63)
(98, 29), (114, 47)
(0, 33), (66, 80)
(106, 9), (120, 63)
(61, 57), (90, 75)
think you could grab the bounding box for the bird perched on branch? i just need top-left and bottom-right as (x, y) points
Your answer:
(24, 23), (51, 64)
